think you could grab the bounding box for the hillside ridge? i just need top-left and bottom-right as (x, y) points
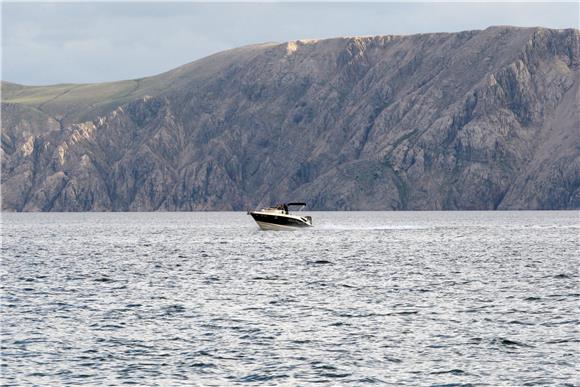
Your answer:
(2, 26), (579, 211)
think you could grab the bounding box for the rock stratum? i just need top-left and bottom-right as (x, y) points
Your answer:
(2, 26), (579, 211)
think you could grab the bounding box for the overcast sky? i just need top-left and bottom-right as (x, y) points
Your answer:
(2, 2), (578, 85)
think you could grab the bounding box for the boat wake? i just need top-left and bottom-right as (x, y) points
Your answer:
(315, 224), (432, 231)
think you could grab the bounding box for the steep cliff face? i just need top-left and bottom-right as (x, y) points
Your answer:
(2, 26), (579, 211)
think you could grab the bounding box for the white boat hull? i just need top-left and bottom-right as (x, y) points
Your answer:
(249, 206), (312, 231)
(255, 221), (306, 231)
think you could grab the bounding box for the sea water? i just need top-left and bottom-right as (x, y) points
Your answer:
(1, 211), (578, 385)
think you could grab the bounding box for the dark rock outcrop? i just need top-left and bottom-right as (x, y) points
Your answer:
(2, 26), (579, 211)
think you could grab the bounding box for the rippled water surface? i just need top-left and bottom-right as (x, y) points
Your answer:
(1, 211), (578, 386)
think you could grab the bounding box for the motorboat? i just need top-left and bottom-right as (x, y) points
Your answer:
(248, 202), (313, 231)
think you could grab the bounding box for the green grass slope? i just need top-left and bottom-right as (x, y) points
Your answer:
(1, 43), (277, 125)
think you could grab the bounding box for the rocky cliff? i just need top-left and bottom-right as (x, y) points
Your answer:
(2, 26), (579, 211)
